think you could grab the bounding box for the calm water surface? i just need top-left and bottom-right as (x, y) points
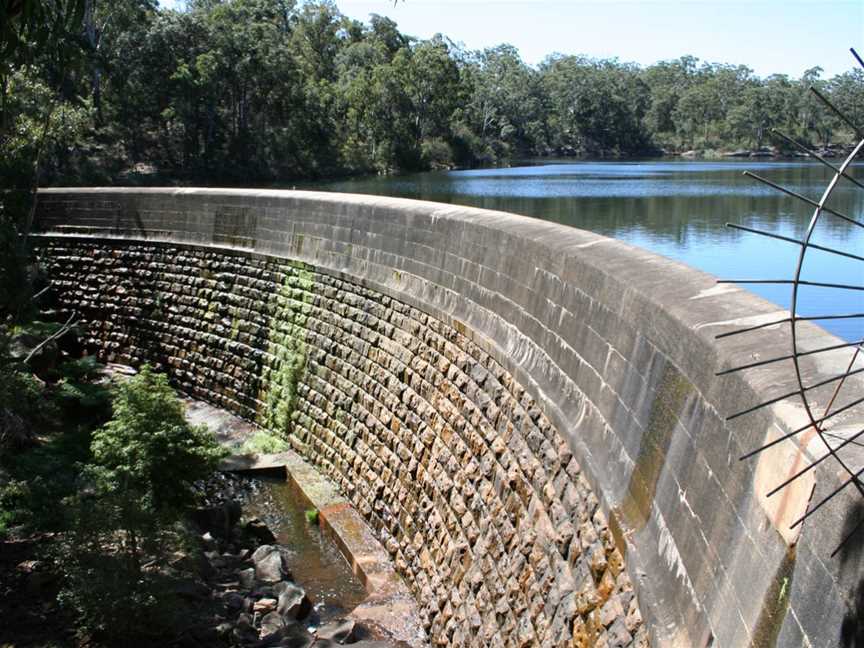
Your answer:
(307, 160), (864, 342)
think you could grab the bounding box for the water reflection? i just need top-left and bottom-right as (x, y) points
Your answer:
(306, 160), (864, 341)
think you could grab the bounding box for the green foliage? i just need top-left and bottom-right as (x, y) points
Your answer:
(258, 265), (312, 438)
(3, 0), (863, 189)
(305, 508), (319, 525)
(55, 366), (222, 640)
(0, 425), (92, 532)
(0, 479), (29, 538)
(90, 365), (224, 514)
(239, 430), (290, 455)
(0, 0), (86, 62)
(56, 496), (184, 642)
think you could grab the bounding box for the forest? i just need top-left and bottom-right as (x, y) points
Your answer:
(2, 0), (864, 190)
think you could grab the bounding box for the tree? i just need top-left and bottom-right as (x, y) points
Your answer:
(89, 365), (223, 522)
(1, 0), (90, 322)
(80, 365), (222, 575)
(58, 365), (223, 639)
(462, 44), (546, 162)
(541, 55), (651, 156)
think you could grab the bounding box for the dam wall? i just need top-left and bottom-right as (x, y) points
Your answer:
(32, 188), (864, 647)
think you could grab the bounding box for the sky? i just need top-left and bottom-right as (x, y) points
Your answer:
(160, 0), (864, 79)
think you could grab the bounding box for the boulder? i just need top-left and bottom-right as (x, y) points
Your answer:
(246, 518), (277, 544)
(260, 611), (285, 638)
(254, 598), (278, 614)
(255, 548), (286, 583)
(224, 591), (246, 611)
(192, 500), (242, 537)
(239, 567), (256, 589)
(315, 619), (356, 644)
(277, 584), (312, 620)
(252, 544), (276, 564)
(278, 624), (315, 648)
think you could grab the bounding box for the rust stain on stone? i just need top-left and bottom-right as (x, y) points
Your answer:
(619, 362), (692, 532)
(452, 318), (467, 337)
(607, 508), (628, 559)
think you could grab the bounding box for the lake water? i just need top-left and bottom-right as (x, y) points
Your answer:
(308, 160), (864, 342)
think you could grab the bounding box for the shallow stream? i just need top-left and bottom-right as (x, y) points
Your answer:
(240, 476), (368, 622)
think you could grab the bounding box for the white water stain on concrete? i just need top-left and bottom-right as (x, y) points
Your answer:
(693, 309), (789, 332)
(688, 284), (739, 300)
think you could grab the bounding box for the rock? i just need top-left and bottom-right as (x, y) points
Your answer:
(239, 567), (256, 589)
(625, 597), (643, 633)
(277, 624), (315, 648)
(224, 591), (247, 611)
(632, 624), (650, 648)
(254, 598), (278, 614)
(599, 594), (625, 627)
(171, 550), (214, 577)
(255, 550), (286, 583)
(252, 584), (278, 599)
(260, 611), (285, 637)
(252, 544), (276, 563)
(234, 626), (259, 645)
(192, 500), (242, 537)
(515, 616), (534, 647)
(246, 518), (277, 544)
(234, 613), (259, 644)
(315, 618), (356, 643)
(277, 584), (312, 620)
(606, 618), (633, 647)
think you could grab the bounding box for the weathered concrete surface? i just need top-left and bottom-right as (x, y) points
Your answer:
(32, 188), (864, 648)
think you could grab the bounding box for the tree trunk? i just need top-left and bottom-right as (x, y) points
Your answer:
(83, 0), (103, 125)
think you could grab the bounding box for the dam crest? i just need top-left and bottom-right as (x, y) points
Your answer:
(33, 188), (864, 648)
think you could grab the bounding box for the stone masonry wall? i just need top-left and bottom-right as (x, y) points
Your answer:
(38, 238), (649, 648)
(33, 188), (864, 648)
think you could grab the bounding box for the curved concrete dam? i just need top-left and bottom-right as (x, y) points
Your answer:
(33, 188), (864, 647)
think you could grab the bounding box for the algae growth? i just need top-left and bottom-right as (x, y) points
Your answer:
(257, 262), (315, 442)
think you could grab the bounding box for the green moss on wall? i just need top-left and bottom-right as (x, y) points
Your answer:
(256, 262), (314, 441)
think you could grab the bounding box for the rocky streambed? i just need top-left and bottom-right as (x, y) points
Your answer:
(190, 472), (407, 647)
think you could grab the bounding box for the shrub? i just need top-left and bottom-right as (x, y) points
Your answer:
(89, 365), (224, 514)
(58, 365), (224, 641)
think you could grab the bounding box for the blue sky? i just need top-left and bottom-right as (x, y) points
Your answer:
(160, 0), (864, 78)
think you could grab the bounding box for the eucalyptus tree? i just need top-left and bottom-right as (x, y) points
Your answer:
(463, 44), (547, 161)
(541, 54), (651, 157)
